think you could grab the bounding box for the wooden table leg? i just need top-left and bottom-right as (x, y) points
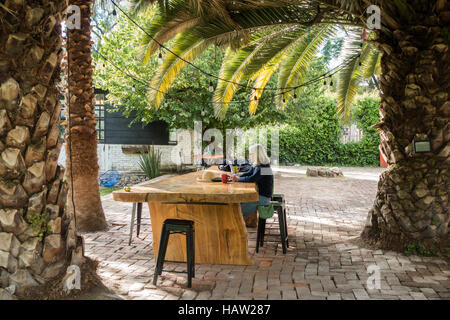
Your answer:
(148, 202), (253, 265)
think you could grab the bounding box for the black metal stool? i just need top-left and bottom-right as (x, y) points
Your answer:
(256, 195), (289, 254)
(271, 194), (289, 248)
(153, 219), (195, 288)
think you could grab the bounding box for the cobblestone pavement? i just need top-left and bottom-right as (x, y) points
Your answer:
(82, 167), (450, 300)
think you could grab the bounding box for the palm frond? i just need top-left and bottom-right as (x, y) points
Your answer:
(148, 32), (210, 108)
(363, 48), (381, 79)
(147, 25), (262, 107)
(275, 24), (337, 107)
(212, 26), (308, 119)
(137, 0), (203, 61)
(141, 13), (202, 63)
(128, 0), (157, 14)
(336, 27), (373, 122)
(0, 3), (16, 16)
(248, 52), (285, 115)
(131, 0), (374, 120)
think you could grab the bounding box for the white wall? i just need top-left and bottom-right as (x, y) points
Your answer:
(58, 129), (203, 173)
(59, 144), (180, 173)
(97, 144), (177, 172)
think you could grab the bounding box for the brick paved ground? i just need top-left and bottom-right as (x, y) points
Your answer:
(82, 167), (450, 300)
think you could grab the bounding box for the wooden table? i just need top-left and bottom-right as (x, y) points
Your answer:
(113, 167), (258, 265)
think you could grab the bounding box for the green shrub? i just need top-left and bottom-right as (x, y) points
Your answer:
(405, 242), (443, 257)
(138, 145), (162, 179)
(277, 97), (341, 165)
(273, 96), (380, 167)
(338, 97), (380, 166)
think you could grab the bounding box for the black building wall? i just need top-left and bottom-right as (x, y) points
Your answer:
(103, 106), (170, 145)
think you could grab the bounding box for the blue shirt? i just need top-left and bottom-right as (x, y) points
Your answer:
(238, 164), (273, 198)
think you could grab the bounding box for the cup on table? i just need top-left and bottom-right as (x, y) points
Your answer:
(221, 174), (229, 184)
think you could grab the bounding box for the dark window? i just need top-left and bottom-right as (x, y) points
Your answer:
(169, 129), (177, 145)
(95, 103), (105, 144)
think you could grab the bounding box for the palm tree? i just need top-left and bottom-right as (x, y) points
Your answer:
(0, 1), (82, 296)
(134, 0), (381, 121)
(65, 0), (107, 232)
(131, 0), (449, 251)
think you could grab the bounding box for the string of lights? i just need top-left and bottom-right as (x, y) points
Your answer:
(95, 45), (359, 109)
(93, 45), (359, 112)
(109, 0), (359, 93)
(95, 49), (283, 109)
(94, 49), (273, 106)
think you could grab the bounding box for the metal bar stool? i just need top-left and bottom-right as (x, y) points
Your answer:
(272, 193), (289, 248)
(153, 219), (195, 288)
(256, 194), (289, 254)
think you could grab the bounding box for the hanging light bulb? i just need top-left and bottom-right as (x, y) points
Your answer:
(323, 80), (327, 86)
(201, 109), (206, 117)
(164, 101), (168, 108)
(112, 9), (117, 16)
(330, 80), (334, 87)
(361, 29), (368, 41)
(158, 50), (163, 65)
(132, 85), (136, 92)
(241, 111), (246, 117)
(208, 81), (214, 92)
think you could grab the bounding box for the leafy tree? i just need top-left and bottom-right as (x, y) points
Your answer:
(94, 13), (287, 132)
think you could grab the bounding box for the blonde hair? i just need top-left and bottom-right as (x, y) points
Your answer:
(249, 144), (270, 166)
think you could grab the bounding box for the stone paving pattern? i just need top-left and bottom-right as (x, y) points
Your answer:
(83, 168), (450, 300)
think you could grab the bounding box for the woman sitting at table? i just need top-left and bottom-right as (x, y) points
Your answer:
(232, 144), (273, 227)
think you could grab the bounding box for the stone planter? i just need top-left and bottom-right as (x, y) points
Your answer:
(306, 167), (344, 178)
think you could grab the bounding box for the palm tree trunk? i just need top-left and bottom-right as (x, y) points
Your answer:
(362, 1), (450, 251)
(66, 0), (107, 232)
(0, 1), (82, 297)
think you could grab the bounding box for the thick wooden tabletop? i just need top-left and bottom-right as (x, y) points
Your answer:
(112, 167), (258, 203)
